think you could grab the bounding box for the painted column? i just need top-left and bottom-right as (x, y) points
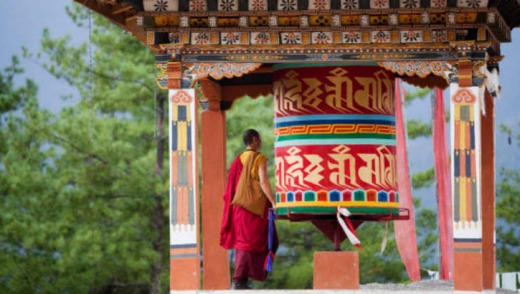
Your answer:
(450, 82), (483, 291)
(168, 62), (200, 291)
(449, 54), (498, 290)
(450, 54), (497, 291)
(199, 79), (231, 289)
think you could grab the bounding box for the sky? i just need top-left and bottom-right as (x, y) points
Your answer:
(1, 0), (519, 206)
(0, 0), (83, 111)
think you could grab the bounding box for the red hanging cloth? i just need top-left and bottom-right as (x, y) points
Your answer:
(394, 79), (421, 281)
(432, 88), (454, 280)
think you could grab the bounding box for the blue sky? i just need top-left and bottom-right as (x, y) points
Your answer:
(1, 0), (519, 206)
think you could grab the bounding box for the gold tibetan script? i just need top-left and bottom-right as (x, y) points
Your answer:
(274, 67), (394, 115)
(276, 145), (397, 191)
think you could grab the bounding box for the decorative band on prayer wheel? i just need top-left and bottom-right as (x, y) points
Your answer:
(273, 64), (399, 218)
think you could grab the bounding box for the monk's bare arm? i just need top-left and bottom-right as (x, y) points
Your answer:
(259, 162), (276, 208)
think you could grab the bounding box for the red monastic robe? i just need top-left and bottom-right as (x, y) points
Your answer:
(220, 153), (277, 281)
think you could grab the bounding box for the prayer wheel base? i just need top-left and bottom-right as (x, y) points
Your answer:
(275, 207), (410, 222)
(314, 251), (360, 289)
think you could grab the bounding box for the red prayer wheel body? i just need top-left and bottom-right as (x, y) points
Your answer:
(273, 64), (400, 220)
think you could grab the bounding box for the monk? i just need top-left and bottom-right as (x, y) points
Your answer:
(220, 129), (277, 289)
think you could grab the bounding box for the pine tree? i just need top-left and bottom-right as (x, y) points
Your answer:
(496, 126), (520, 271)
(1, 4), (170, 293)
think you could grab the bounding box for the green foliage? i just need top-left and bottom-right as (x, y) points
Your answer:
(407, 119), (432, 140)
(224, 95), (275, 181)
(411, 168), (435, 190)
(494, 124), (520, 271)
(414, 198), (438, 269)
(357, 222), (407, 284)
(1, 3), (168, 293)
(405, 87), (430, 105)
(0, 56), (38, 122)
(496, 168), (520, 271)
(0, 61), (59, 294)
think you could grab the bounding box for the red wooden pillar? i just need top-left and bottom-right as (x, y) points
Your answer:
(481, 89), (496, 290)
(199, 79), (231, 289)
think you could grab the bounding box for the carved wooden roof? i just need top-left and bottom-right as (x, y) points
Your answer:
(76, 0), (519, 62)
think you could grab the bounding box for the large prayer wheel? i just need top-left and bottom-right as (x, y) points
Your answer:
(273, 64), (400, 221)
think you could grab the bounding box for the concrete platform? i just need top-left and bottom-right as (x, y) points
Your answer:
(170, 280), (516, 294)
(170, 290), (500, 294)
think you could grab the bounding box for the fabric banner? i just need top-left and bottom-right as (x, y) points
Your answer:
(432, 88), (454, 280)
(393, 79), (421, 281)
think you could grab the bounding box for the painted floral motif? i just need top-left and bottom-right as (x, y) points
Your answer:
(153, 0), (169, 11)
(380, 61), (447, 79)
(219, 0), (237, 11)
(343, 31), (361, 43)
(372, 31), (390, 43)
(342, 0), (359, 9)
(251, 16), (268, 26)
(401, 30), (422, 42)
(221, 32), (240, 44)
(252, 32), (270, 44)
(431, 0), (447, 7)
(457, 0), (484, 7)
(144, 0), (178, 11)
(189, 0), (207, 11)
(400, 0), (419, 8)
(249, 0), (267, 10)
(310, 0), (329, 10)
(313, 15), (330, 26)
(370, 0), (389, 9)
(191, 63), (262, 81)
(312, 32), (332, 44)
(279, 0), (297, 11)
(430, 13), (445, 24)
(281, 32), (301, 44)
(191, 18), (208, 27)
(371, 15), (387, 25)
(432, 30), (448, 42)
(192, 33), (210, 44)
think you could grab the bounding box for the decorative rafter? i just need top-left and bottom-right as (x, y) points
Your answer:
(378, 60), (452, 81)
(186, 62), (262, 81)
